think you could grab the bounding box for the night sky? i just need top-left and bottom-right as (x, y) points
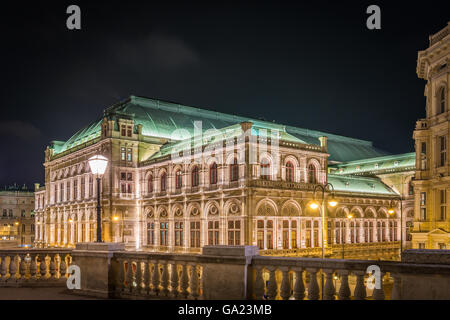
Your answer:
(0, 1), (448, 188)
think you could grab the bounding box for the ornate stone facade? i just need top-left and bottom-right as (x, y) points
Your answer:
(413, 22), (450, 249)
(34, 96), (407, 260)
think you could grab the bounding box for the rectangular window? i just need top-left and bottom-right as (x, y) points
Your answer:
(420, 191), (427, 220)
(160, 222), (168, 246)
(175, 222), (183, 246)
(60, 183), (64, 202)
(147, 223), (154, 245)
(291, 220), (297, 248)
(127, 126), (132, 137)
(89, 176), (93, 197)
(266, 220), (273, 249)
(439, 243), (446, 250)
(440, 136), (447, 167)
(190, 221), (200, 248)
(121, 125), (126, 136)
(228, 220), (241, 245)
(257, 220), (264, 249)
(420, 192), (426, 206)
(74, 180), (78, 200)
(208, 220), (219, 245)
(282, 220), (289, 249)
(441, 189), (447, 221)
(121, 147), (126, 161)
(81, 177), (85, 199)
(66, 181), (70, 201)
(421, 142), (426, 154)
(418, 242), (425, 249)
(127, 148), (132, 162)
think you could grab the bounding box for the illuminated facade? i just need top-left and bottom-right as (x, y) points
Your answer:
(34, 95), (410, 260)
(412, 22), (450, 249)
(0, 184), (35, 247)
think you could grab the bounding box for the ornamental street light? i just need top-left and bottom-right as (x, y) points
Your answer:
(309, 182), (338, 300)
(388, 197), (403, 257)
(88, 154), (108, 243)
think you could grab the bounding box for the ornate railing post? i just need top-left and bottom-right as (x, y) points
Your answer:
(293, 268), (305, 300)
(0, 255), (7, 282)
(372, 273), (385, 300)
(253, 266), (265, 300)
(189, 263), (200, 300)
(337, 270), (351, 300)
(49, 254), (57, 280)
(180, 262), (189, 299)
(151, 260), (160, 296)
(29, 254), (38, 281)
(306, 268), (320, 300)
(8, 254), (17, 282)
(280, 267), (291, 300)
(390, 273), (402, 300)
(266, 267), (278, 300)
(170, 261), (179, 298)
(134, 259), (142, 294)
(353, 271), (367, 300)
(59, 254), (67, 280)
(18, 254), (27, 282)
(39, 254), (47, 280)
(161, 261), (170, 297)
(323, 269), (336, 300)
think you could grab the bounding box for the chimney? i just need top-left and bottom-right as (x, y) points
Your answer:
(319, 136), (328, 151)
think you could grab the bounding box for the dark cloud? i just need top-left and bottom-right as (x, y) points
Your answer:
(113, 33), (200, 71)
(0, 121), (42, 141)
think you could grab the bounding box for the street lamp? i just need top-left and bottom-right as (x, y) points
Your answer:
(342, 213), (353, 259)
(388, 197), (403, 257)
(88, 154), (108, 243)
(309, 183), (338, 300)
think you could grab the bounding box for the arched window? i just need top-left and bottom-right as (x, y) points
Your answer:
(230, 158), (239, 182)
(408, 179), (414, 195)
(308, 164), (317, 184)
(175, 170), (183, 189)
(285, 162), (294, 182)
(210, 163), (218, 185)
(160, 172), (167, 192)
(439, 87), (446, 114)
(147, 175), (153, 194)
(192, 166), (199, 187)
(260, 158), (271, 180)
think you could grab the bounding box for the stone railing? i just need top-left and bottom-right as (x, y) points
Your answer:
(429, 22), (450, 46)
(114, 251), (202, 299)
(0, 249), (73, 287)
(57, 244), (450, 300)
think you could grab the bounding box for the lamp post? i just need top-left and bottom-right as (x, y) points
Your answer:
(342, 212), (353, 259)
(88, 155), (108, 243)
(309, 183), (338, 300)
(388, 197), (403, 258)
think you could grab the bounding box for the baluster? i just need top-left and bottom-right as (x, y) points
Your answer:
(142, 260), (150, 295)
(170, 262), (179, 298)
(161, 261), (170, 296)
(19, 254), (27, 281)
(323, 269), (336, 300)
(293, 268), (305, 300)
(49, 254), (57, 280)
(253, 266), (265, 300)
(307, 268), (319, 300)
(337, 270), (351, 300)
(125, 260), (133, 293)
(8, 254), (17, 282)
(372, 272), (385, 300)
(280, 267), (291, 300)
(134, 260), (143, 294)
(29, 254), (37, 280)
(116, 258), (125, 294)
(39, 254), (47, 280)
(151, 260), (160, 296)
(0, 255), (7, 282)
(390, 273), (402, 300)
(353, 271), (367, 300)
(266, 267), (278, 300)
(180, 263), (189, 298)
(59, 254), (67, 279)
(189, 264), (200, 299)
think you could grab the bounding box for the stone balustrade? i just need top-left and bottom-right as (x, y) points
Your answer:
(114, 252), (202, 299)
(0, 249), (73, 286)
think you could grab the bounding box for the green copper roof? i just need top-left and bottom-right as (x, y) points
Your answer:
(51, 95), (390, 162)
(328, 174), (398, 196)
(329, 152), (416, 176)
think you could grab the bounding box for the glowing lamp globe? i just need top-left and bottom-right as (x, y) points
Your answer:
(347, 213), (353, 219)
(88, 155), (108, 175)
(388, 208), (395, 215)
(309, 201), (319, 210)
(328, 198), (338, 207)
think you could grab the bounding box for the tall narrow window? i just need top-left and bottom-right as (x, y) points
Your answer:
(74, 180), (78, 200)
(89, 176), (93, 197)
(257, 220), (264, 249)
(260, 158), (270, 180)
(282, 220), (289, 249)
(230, 158), (239, 182)
(61, 183), (64, 202)
(292, 220), (298, 248)
(148, 175), (153, 194)
(160, 222), (168, 246)
(161, 173), (167, 192)
(120, 147), (126, 161)
(147, 222), (155, 245)
(81, 177), (85, 199)
(127, 148), (132, 162)
(440, 136), (447, 167)
(308, 164), (317, 184)
(66, 181), (70, 200)
(208, 221), (219, 245)
(285, 162), (294, 182)
(210, 163), (218, 185)
(192, 166), (199, 187)
(190, 221), (200, 248)
(305, 220), (311, 247)
(127, 126), (132, 137)
(439, 87), (446, 114)
(408, 180), (414, 195)
(175, 170), (183, 189)
(440, 189), (447, 221)
(121, 125), (126, 136)
(266, 220), (273, 249)
(174, 222), (183, 246)
(420, 192), (427, 220)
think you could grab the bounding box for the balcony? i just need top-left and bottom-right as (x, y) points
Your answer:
(249, 179), (315, 191)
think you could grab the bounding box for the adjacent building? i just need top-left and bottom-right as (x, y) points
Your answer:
(0, 184), (35, 247)
(412, 22), (450, 249)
